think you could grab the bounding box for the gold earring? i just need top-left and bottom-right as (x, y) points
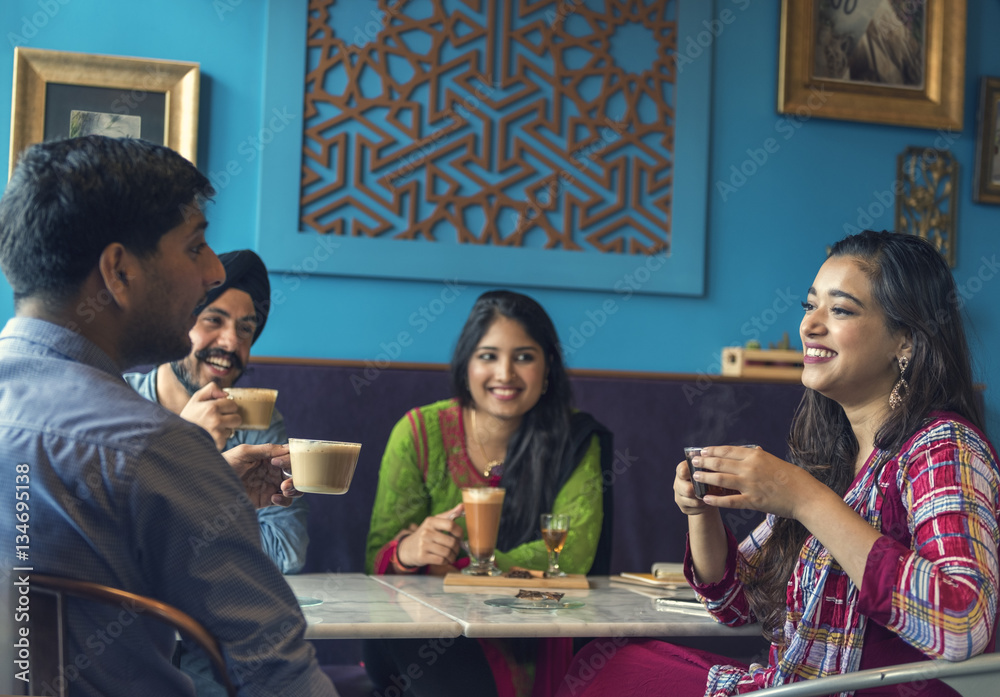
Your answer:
(889, 356), (910, 410)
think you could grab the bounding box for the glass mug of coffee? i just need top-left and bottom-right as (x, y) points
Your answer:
(684, 445), (757, 499)
(461, 487), (505, 576)
(286, 439), (362, 494)
(223, 388), (278, 430)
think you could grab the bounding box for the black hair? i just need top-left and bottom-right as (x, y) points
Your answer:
(0, 136), (214, 304)
(449, 290), (574, 549)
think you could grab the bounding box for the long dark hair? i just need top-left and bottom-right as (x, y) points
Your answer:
(450, 290), (573, 549)
(746, 230), (984, 643)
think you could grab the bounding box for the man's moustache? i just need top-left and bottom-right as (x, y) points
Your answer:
(195, 349), (243, 372)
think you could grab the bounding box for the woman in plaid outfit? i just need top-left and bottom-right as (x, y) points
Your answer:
(561, 231), (998, 697)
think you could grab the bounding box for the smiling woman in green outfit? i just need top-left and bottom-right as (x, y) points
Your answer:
(363, 289), (613, 697)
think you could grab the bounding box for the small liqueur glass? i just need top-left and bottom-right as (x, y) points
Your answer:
(540, 513), (571, 577)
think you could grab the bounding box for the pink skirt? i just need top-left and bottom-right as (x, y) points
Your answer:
(555, 638), (747, 697)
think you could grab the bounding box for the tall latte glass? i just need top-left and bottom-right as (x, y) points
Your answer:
(461, 487), (505, 576)
(287, 439), (361, 494)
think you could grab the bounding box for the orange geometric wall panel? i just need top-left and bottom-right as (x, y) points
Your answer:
(301, 0), (677, 256)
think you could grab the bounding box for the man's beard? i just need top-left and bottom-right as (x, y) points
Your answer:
(169, 348), (245, 396)
(120, 321), (192, 373)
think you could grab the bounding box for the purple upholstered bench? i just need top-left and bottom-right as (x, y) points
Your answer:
(239, 359), (804, 573)
(239, 359), (804, 675)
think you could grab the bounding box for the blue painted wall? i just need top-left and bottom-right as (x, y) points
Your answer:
(1, 0), (998, 436)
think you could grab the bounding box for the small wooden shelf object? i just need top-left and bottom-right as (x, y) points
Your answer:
(442, 572), (589, 589)
(721, 347), (804, 380)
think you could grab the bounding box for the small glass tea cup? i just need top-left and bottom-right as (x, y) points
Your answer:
(684, 445), (756, 499)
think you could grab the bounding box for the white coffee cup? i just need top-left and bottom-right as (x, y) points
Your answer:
(287, 438), (361, 495)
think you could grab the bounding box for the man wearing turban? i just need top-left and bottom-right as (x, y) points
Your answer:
(124, 249), (309, 697)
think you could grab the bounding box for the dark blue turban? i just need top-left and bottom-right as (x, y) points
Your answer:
(196, 249), (270, 344)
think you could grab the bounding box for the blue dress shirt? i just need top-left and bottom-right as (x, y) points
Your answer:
(0, 318), (334, 697)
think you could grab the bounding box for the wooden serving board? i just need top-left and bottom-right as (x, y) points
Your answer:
(443, 572), (590, 589)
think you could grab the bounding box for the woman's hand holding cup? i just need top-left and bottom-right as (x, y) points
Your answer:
(695, 445), (817, 520)
(397, 503), (465, 569)
(674, 456), (715, 516)
(676, 445), (759, 514)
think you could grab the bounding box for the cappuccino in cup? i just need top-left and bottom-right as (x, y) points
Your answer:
(223, 388), (278, 430)
(288, 438), (361, 495)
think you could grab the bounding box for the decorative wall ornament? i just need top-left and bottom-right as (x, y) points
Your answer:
(895, 147), (958, 267)
(257, 0), (712, 296)
(301, 0), (677, 256)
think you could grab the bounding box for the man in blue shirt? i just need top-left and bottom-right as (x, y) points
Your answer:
(0, 136), (336, 696)
(124, 249), (309, 576)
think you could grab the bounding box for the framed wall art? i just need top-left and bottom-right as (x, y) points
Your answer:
(9, 47), (199, 177)
(973, 76), (1000, 204)
(778, 0), (965, 130)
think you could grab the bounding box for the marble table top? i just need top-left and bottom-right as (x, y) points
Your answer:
(372, 575), (762, 639)
(284, 573), (462, 639)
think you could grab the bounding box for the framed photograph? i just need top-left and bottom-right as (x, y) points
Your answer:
(778, 0), (965, 130)
(973, 77), (1000, 204)
(9, 47), (199, 177)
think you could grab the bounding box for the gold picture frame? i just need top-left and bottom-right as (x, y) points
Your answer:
(973, 77), (1000, 205)
(9, 47), (199, 177)
(778, 0), (965, 131)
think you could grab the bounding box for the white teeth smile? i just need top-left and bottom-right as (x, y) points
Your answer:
(805, 348), (836, 358)
(206, 358), (232, 370)
(491, 388), (518, 396)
